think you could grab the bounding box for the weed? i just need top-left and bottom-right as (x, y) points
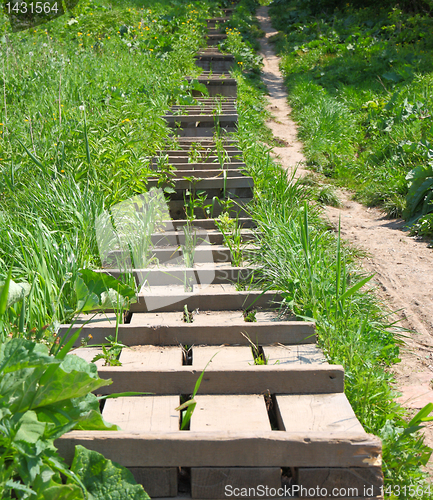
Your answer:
(183, 304), (194, 323)
(216, 212), (244, 267)
(243, 308), (257, 322)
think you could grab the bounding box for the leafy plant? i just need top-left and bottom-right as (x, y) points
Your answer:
(215, 212), (244, 267)
(0, 336), (149, 498)
(404, 162), (433, 219)
(175, 353), (218, 430)
(243, 308), (257, 322)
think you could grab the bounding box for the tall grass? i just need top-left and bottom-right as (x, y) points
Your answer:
(269, 0), (433, 221)
(0, 0), (215, 332)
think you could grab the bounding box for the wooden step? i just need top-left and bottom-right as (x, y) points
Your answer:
(168, 218), (256, 230)
(131, 286), (282, 312)
(150, 177), (254, 200)
(168, 198), (252, 220)
(57, 390), (380, 468)
(103, 265), (255, 287)
(70, 344), (344, 395)
(152, 163), (246, 172)
(164, 114), (237, 125)
(192, 77), (237, 98)
(153, 154), (243, 162)
(206, 34), (227, 46)
(195, 53), (235, 73)
(61, 312), (316, 347)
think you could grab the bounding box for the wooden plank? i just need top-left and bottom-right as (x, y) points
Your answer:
(192, 346), (254, 370)
(129, 468), (177, 498)
(102, 395), (179, 432)
(62, 319), (316, 347)
(105, 266), (255, 287)
(276, 394), (365, 434)
(118, 345), (183, 368)
(56, 431), (382, 468)
(131, 288), (283, 312)
(94, 364), (344, 395)
(297, 467), (383, 498)
(191, 468), (281, 498)
(70, 347), (106, 369)
(103, 396), (180, 497)
(191, 395), (270, 432)
(263, 345), (326, 365)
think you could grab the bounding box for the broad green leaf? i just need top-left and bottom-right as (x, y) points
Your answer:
(14, 411), (48, 444)
(36, 483), (85, 500)
(70, 445), (150, 499)
(0, 279), (31, 309)
(30, 354), (111, 409)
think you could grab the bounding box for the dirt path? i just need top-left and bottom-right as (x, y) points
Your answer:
(256, 5), (433, 469)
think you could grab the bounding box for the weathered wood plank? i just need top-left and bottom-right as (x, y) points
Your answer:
(192, 346), (254, 370)
(118, 345), (183, 369)
(102, 396), (179, 432)
(263, 345), (326, 365)
(129, 468), (178, 498)
(297, 467), (383, 498)
(191, 468), (281, 498)
(131, 288), (283, 312)
(191, 395), (270, 431)
(61, 319), (316, 347)
(94, 363), (344, 395)
(56, 431), (382, 468)
(276, 394), (365, 434)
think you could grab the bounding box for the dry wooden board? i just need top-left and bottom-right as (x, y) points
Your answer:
(156, 170), (247, 179)
(70, 347), (105, 368)
(103, 395), (179, 432)
(191, 468), (281, 499)
(129, 468), (178, 498)
(192, 346), (254, 370)
(263, 345), (326, 365)
(276, 394), (365, 434)
(105, 266), (255, 287)
(62, 320), (316, 347)
(168, 196), (252, 220)
(57, 430), (382, 468)
(297, 467), (383, 498)
(191, 395), (270, 431)
(169, 218), (255, 230)
(149, 177), (254, 191)
(165, 164), (245, 171)
(118, 345), (183, 368)
(165, 115), (237, 122)
(93, 363), (344, 395)
(131, 288), (283, 312)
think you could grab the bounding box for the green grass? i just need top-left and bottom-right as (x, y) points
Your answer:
(0, 0), (219, 334)
(268, 0), (433, 226)
(230, 0), (433, 494)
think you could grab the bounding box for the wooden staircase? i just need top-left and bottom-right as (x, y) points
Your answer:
(57, 9), (383, 499)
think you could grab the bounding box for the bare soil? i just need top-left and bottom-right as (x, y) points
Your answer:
(256, 6), (433, 472)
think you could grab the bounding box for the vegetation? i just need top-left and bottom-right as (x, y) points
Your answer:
(230, 0), (433, 494)
(1, 0), (433, 496)
(268, 0), (433, 236)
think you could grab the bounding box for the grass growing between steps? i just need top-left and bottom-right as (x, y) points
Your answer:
(229, 0), (433, 493)
(267, 0), (433, 234)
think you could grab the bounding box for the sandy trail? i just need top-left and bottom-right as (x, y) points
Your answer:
(256, 5), (433, 469)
